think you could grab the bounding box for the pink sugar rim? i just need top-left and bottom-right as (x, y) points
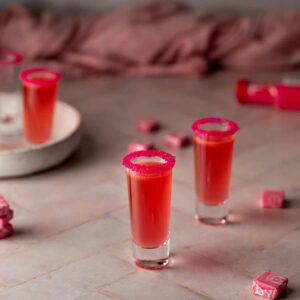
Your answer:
(192, 117), (239, 139)
(122, 150), (176, 174)
(0, 51), (23, 65)
(20, 68), (61, 86)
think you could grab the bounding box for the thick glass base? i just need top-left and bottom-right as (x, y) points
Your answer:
(132, 239), (170, 270)
(195, 201), (228, 225)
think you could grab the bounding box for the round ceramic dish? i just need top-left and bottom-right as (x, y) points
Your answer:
(0, 101), (82, 178)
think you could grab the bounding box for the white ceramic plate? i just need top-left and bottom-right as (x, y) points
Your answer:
(0, 101), (82, 178)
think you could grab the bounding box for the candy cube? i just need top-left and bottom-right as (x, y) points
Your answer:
(129, 141), (155, 152)
(136, 119), (161, 133)
(0, 195), (10, 216)
(164, 132), (190, 148)
(0, 209), (13, 227)
(252, 272), (288, 299)
(262, 190), (284, 208)
(0, 223), (13, 239)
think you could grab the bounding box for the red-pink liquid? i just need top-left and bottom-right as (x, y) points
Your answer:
(126, 162), (172, 248)
(23, 79), (58, 144)
(193, 136), (234, 205)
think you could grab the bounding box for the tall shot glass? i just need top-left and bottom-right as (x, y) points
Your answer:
(20, 68), (61, 144)
(0, 51), (23, 137)
(192, 117), (239, 225)
(122, 150), (176, 269)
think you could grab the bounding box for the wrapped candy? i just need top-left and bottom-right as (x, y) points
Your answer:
(0, 223), (14, 239)
(129, 141), (155, 152)
(0, 195), (14, 239)
(262, 190), (284, 208)
(252, 272), (288, 299)
(136, 119), (161, 133)
(164, 132), (190, 148)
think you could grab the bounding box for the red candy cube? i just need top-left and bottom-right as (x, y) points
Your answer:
(136, 119), (161, 133)
(0, 223), (14, 239)
(129, 141), (155, 152)
(252, 272), (288, 299)
(164, 132), (190, 148)
(262, 190), (284, 208)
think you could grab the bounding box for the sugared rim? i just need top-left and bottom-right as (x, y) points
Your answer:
(20, 68), (61, 86)
(0, 51), (23, 65)
(192, 117), (239, 139)
(122, 150), (176, 174)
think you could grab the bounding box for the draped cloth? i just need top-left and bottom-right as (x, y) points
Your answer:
(1, 2), (300, 77)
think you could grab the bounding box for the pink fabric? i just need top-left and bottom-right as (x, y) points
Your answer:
(2, 2), (300, 77)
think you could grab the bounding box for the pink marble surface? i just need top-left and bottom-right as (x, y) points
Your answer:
(0, 71), (299, 299)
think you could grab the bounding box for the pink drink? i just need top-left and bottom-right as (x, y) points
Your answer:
(123, 150), (175, 269)
(20, 68), (61, 144)
(194, 135), (234, 205)
(127, 162), (172, 248)
(192, 118), (239, 224)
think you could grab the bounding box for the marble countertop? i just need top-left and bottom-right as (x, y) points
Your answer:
(0, 71), (299, 299)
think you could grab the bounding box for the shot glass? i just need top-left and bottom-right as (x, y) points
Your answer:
(20, 68), (61, 144)
(192, 117), (239, 225)
(122, 150), (176, 269)
(0, 51), (23, 137)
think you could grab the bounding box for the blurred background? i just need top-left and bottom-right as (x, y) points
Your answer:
(1, 0), (300, 15)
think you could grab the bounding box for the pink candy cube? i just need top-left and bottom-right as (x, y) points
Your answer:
(0, 195), (10, 216)
(262, 190), (284, 208)
(129, 141), (155, 152)
(136, 119), (161, 133)
(0, 223), (13, 239)
(0, 209), (13, 227)
(164, 132), (191, 148)
(252, 272), (288, 299)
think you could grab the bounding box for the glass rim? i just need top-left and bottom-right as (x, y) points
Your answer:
(122, 150), (176, 175)
(20, 68), (61, 86)
(192, 117), (239, 139)
(0, 51), (23, 65)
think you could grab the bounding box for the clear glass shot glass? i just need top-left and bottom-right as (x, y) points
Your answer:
(0, 51), (23, 137)
(122, 150), (176, 269)
(192, 117), (239, 225)
(20, 68), (61, 144)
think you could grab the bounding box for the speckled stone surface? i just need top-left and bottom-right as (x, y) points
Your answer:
(0, 71), (299, 299)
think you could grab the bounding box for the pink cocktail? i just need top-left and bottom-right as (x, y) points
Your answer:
(20, 68), (61, 144)
(192, 118), (239, 224)
(122, 150), (175, 269)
